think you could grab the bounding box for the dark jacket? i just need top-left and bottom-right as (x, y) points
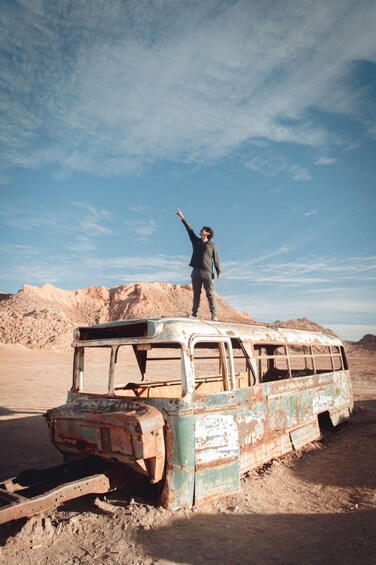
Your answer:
(181, 218), (221, 275)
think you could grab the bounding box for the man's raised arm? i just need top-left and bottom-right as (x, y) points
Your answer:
(176, 208), (197, 243)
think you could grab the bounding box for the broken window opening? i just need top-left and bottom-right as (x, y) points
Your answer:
(193, 341), (232, 394)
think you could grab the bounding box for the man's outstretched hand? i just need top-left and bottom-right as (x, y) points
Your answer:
(176, 209), (184, 219)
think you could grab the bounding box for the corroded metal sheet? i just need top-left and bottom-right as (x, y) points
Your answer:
(195, 413), (239, 465)
(329, 406), (352, 426)
(158, 411), (195, 509)
(194, 459), (241, 504)
(239, 434), (292, 475)
(290, 420), (321, 450)
(73, 316), (344, 350)
(46, 396), (165, 483)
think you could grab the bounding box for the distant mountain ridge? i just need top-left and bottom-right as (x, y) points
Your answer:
(1, 282), (371, 351)
(350, 334), (376, 352)
(0, 282), (252, 349)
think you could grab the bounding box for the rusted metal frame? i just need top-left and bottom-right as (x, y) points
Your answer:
(340, 346), (349, 370)
(147, 356), (182, 360)
(253, 341), (290, 382)
(72, 347), (84, 392)
(72, 334), (157, 349)
(337, 347), (344, 370)
(194, 355), (223, 360)
(224, 340), (235, 390)
(284, 344), (292, 378)
(313, 351), (333, 373)
(241, 341), (258, 385)
(92, 341), (186, 396)
(287, 348), (315, 376)
(143, 341), (185, 393)
(0, 473), (111, 525)
(74, 319), (345, 352)
(253, 347), (266, 382)
(310, 345), (317, 375)
(120, 340), (189, 397)
(178, 346), (191, 397)
(329, 346), (343, 371)
(189, 335), (235, 393)
(108, 345), (119, 395)
(303, 345), (314, 372)
(132, 345), (147, 381)
(328, 346), (336, 372)
(196, 374), (230, 383)
(235, 340), (257, 386)
(218, 342), (228, 391)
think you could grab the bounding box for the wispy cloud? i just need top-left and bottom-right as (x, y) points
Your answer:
(315, 156), (337, 166)
(78, 219), (114, 236)
(86, 254), (187, 281)
(0, 252), (189, 288)
(1, 0), (375, 178)
(245, 155), (311, 181)
(2, 246), (375, 291)
(70, 201), (112, 220)
(0, 202), (113, 239)
(222, 254), (376, 285)
(243, 247), (290, 265)
(68, 236), (96, 254)
(124, 219), (158, 240)
(0, 244), (45, 256)
(128, 205), (154, 213)
(304, 209), (317, 217)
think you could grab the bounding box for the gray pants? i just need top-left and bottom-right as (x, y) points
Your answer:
(191, 268), (216, 317)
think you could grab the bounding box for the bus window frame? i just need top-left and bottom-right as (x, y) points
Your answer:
(253, 342), (291, 383)
(230, 338), (257, 387)
(72, 341), (187, 397)
(189, 336), (235, 393)
(252, 341), (346, 383)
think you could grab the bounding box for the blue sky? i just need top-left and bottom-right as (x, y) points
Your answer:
(1, 0), (375, 340)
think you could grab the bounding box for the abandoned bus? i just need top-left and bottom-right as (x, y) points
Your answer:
(46, 317), (352, 508)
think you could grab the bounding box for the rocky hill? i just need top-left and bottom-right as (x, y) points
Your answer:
(270, 317), (337, 337)
(346, 333), (376, 354)
(2, 282), (369, 351)
(0, 282), (252, 350)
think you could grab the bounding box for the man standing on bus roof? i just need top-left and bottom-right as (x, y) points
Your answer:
(176, 208), (221, 321)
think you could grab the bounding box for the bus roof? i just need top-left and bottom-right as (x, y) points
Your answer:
(73, 317), (343, 348)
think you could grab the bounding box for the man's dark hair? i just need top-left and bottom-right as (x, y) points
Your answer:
(202, 226), (214, 240)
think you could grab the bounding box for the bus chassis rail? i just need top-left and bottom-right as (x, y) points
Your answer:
(0, 458), (114, 525)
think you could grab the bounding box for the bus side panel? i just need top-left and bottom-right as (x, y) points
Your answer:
(194, 461), (240, 504)
(142, 398), (195, 510)
(235, 385), (295, 475)
(234, 368), (353, 477)
(313, 371), (353, 419)
(261, 372), (352, 452)
(193, 392), (241, 504)
(236, 386), (267, 447)
(285, 371), (352, 424)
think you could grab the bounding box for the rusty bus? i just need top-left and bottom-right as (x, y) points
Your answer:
(44, 317), (352, 509)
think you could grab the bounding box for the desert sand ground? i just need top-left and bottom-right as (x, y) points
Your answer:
(0, 343), (375, 564)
